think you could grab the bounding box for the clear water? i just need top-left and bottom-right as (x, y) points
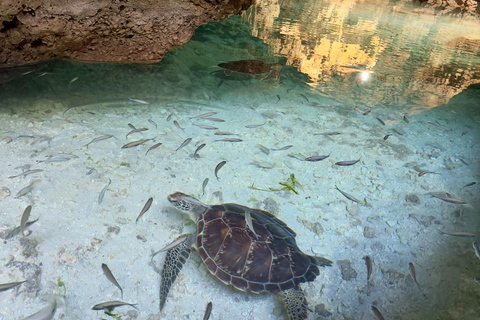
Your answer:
(0, 1), (479, 320)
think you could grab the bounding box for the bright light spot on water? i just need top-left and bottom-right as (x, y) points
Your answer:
(361, 71), (370, 82)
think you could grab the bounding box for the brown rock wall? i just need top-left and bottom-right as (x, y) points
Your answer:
(0, 0), (254, 66)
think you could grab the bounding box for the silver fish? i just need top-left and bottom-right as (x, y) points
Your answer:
(364, 256), (372, 281)
(288, 153), (306, 161)
(409, 262), (420, 286)
(245, 123), (265, 128)
(250, 161), (275, 169)
(91, 300), (137, 310)
(176, 138), (192, 151)
(432, 194), (467, 204)
(215, 161), (226, 180)
(334, 185), (360, 203)
(166, 114), (172, 122)
(5, 218), (39, 239)
(136, 197), (153, 223)
(473, 241), (480, 260)
(148, 119), (157, 129)
(202, 178), (209, 196)
(15, 181), (37, 198)
(145, 143), (162, 156)
(335, 159), (360, 166)
(271, 145), (293, 151)
(191, 112), (217, 119)
(22, 300), (57, 320)
(438, 230), (475, 238)
(194, 124), (218, 130)
(98, 179), (111, 205)
(214, 132), (237, 135)
(121, 139), (151, 149)
(299, 93), (309, 102)
(304, 154), (330, 162)
(462, 182), (476, 188)
(383, 134), (391, 140)
(376, 117), (385, 125)
(204, 118), (225, 122)
(152, 235), (190, 258)
(203, 302), (213, 320)
(0, 280), (26, 292)
(9, 169), (44, 179)
(20, 205), (32, 235)
(101, 263), (123, 298)
(257, 144), (270, 155)
(245, 210), (256, 237)
(128, 123), (136, 130)
(128, 97), (149, 105)
(314, 132), (341, 136)
(193, 143), (206, 158)
(126, 128), (148, 139)
(69, 76), (78, 85)
(173, 120), (184, 130)
(215, 138), (243, 142)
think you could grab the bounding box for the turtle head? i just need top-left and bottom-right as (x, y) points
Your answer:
(168, 192), (208, 221)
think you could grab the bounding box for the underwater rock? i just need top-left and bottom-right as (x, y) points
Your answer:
(0, 0), (254, 66)
(20, 237), (38, 258)
(405, 193), (421, 204)
(337, 259), (358, 281)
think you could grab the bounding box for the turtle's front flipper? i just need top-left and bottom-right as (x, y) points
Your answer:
(159, 234), (194, 310)
(281, 286), (308, 320)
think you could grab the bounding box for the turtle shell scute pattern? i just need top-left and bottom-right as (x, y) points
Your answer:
(197, 203), (320, 293)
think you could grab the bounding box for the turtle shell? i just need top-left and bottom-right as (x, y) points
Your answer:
(217, 60), (273, 75)
(196, 203), (320, 293)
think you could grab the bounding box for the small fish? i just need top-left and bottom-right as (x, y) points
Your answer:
(121, 139), (151, 149)
(304, 154), (330, 162)
(15, 181), (37, 198)
(271, 145), (293, 151)
(126, 128), (148, 139)
(202, 178), (209, 196)
(128, 97), (149, 104)
(371, 306), (385, 320)
(276, 94), (281, 103)
(91, 300), (138, 310)
(473, 242), (480, 260)
(383, 134), (391, 140)
(250, 161), (275, 169)
(334, 185), (360, 203)
(245, 211), (256, 236)
(9, 169), (44, 179)
(69, 76), (78, 85)
(376, 117), (385, 125)
(461, 131), (467, 136)
(193, 143), (206, 158)
(148, 119), (157, 129)
(84, 134), (113, 148)
(214, 132), (237, 135)
(418, 170), (436, 177)
(215, 161), (226, 180)
(194, 124), (218, 130)
(462, 182), (476, 188)
(166, 114), (172, 122)
(438, 230), (475, 238)
(5, 218), (39, 239)
(145, 143), (162, 156)
(257, 144), (270, 155)
(101, 263), (124, 298)
(299, 93), (309, 102)
(432, 194), (467, 204)
(136, 197), (153, 223)
(204, 118), (225, 122)
(203, 302), (213, 320)
(364, 256), (372, 280)
(409, 262), (420, 286)
(403, 115), (409, 123)
(152, 234), (190, 258)
(176, 138), (192, 151)
(173, 120), (184, 130)
(215, 138), (243, 142)
(288, 153), (306, 161)
(363, 109), (371, 115)
(22, 300), (57, 320)
(0, 280), (26, 292)
(98, 179), (111, 205)
(128, 123), (136, 130)
(20, 205), (32, 235)
(314, 132), (341, 136)
(245, 123), (265, 128)
(335, 159), (360, 166)
(192, 112), (217, 119)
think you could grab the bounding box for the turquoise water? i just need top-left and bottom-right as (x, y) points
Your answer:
(1, 1), (480, 320)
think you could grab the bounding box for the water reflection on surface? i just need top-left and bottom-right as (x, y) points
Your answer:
(246, 0), (480, 109)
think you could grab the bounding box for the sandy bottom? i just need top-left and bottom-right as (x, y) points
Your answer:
(1, 80), (479, 320)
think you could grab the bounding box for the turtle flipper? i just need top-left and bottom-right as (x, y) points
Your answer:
(281, 286), (308, 320)
(159, 234), (194, 310)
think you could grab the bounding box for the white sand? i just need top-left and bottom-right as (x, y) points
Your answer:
(0, 79), (479, 320)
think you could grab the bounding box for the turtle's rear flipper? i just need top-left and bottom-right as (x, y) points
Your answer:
(159, 234), (194, 310)
(281, 286), (308, 320)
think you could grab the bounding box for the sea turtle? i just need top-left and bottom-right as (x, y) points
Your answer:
(158, 192), (332, 320)
(217, 59), (283, 81)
